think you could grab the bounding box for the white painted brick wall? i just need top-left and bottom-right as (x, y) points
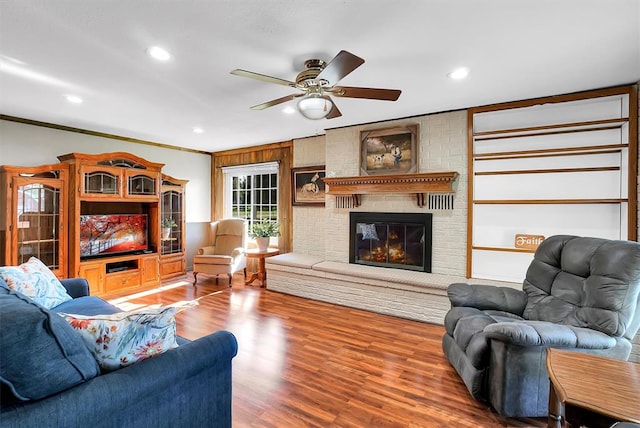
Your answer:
(292, 206), (326, 257)
(293, 135), (325, 166)
(267, 268), (451, 325)
(292, 135), (326, 257)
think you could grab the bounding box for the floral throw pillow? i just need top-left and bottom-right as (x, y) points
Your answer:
(360, 223), (380, 241)
(0, 257), (71, 309)
(59, 306), (181, 372)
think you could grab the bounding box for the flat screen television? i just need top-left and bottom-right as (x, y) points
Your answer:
(79, 214), (148, 259)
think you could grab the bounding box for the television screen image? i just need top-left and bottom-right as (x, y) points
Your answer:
(79, 214), (148, 258)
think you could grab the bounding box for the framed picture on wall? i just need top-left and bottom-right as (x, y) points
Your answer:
(291, 165), (326, 206)
(360, 125), (418, 175)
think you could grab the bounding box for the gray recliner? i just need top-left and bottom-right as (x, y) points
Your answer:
(442, 235), (640, 417)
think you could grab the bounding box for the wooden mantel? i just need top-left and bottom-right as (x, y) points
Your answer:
(323, 171), (458, 208)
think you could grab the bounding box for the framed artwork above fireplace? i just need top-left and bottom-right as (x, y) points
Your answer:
(360, 125), (418, 176)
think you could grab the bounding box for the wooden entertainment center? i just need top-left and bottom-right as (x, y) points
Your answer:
(0, 152), (188, 297)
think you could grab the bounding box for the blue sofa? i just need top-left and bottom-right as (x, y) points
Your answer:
(0, 277), (238, 428)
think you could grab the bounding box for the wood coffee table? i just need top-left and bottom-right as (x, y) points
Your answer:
(244, 248), (280, 287)
(546, 348), (640, 428)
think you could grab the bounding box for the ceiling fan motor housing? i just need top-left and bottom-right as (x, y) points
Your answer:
(296, 59), (329, 88)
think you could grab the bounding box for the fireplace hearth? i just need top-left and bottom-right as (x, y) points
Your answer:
(349, 212), (432, 272)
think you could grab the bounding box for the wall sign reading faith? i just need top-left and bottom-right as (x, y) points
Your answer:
(515, 234), (545, 250)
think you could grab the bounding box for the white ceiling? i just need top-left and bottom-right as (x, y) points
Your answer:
(1, 1), (639, 153)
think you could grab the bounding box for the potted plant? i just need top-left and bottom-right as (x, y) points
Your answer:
(248, 221), (280, 251)
(161, 217), (178, 239)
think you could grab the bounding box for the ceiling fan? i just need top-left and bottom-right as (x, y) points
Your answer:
(230, 50), (401, 120)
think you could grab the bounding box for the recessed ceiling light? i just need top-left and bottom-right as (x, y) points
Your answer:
(448, 67), (469, 80)
(192, 127), (204, 134)
(282, 106), (296, 114)
(147, 46), (171, 61)
(65, 94), (83, 104)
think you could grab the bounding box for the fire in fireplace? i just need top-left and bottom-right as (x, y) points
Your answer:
(349, 212), (432, 272)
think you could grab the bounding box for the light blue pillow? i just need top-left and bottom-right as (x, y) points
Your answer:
(0, 257), (71, 309)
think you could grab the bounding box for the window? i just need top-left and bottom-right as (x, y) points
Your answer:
(223, 162), (279, 232)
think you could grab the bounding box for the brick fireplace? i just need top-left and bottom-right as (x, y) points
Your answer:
(349, 212), (432, 272)
(291, 111), (469, 276)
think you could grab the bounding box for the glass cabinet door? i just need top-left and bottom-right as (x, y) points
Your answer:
(125, 170), (158, 198)
(161, 189), (183, 255)
(13, 177), (65, 275)
(128, 174), (156, 196)
(79, 165), (121, 197)
(85, 171), (118, 194)
(159, 175), (187, 280)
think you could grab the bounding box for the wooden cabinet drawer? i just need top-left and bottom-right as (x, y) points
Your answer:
(160, 256), (185, 278)
(105, 271), (139, 293)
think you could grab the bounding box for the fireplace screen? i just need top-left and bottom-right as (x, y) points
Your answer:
(349, 212), (432, 272)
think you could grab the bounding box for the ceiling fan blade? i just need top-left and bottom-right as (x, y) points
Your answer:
(331, 86), (401, 101)
(230, 69), (296, 87)
(316, 50), (365, 86)
(325, 98), (342, 119)
(250, 93), (303, 110)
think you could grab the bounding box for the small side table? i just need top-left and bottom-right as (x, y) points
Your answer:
(546, 348), (640, 428)
(244, 248), (280, 287)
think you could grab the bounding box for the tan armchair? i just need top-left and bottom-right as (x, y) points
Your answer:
(193, 218), (247, 286)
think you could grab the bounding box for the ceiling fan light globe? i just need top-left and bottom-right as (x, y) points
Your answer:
(297, 95), (333, 120)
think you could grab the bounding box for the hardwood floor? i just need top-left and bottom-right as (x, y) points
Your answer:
(108, 273), (546, 428)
